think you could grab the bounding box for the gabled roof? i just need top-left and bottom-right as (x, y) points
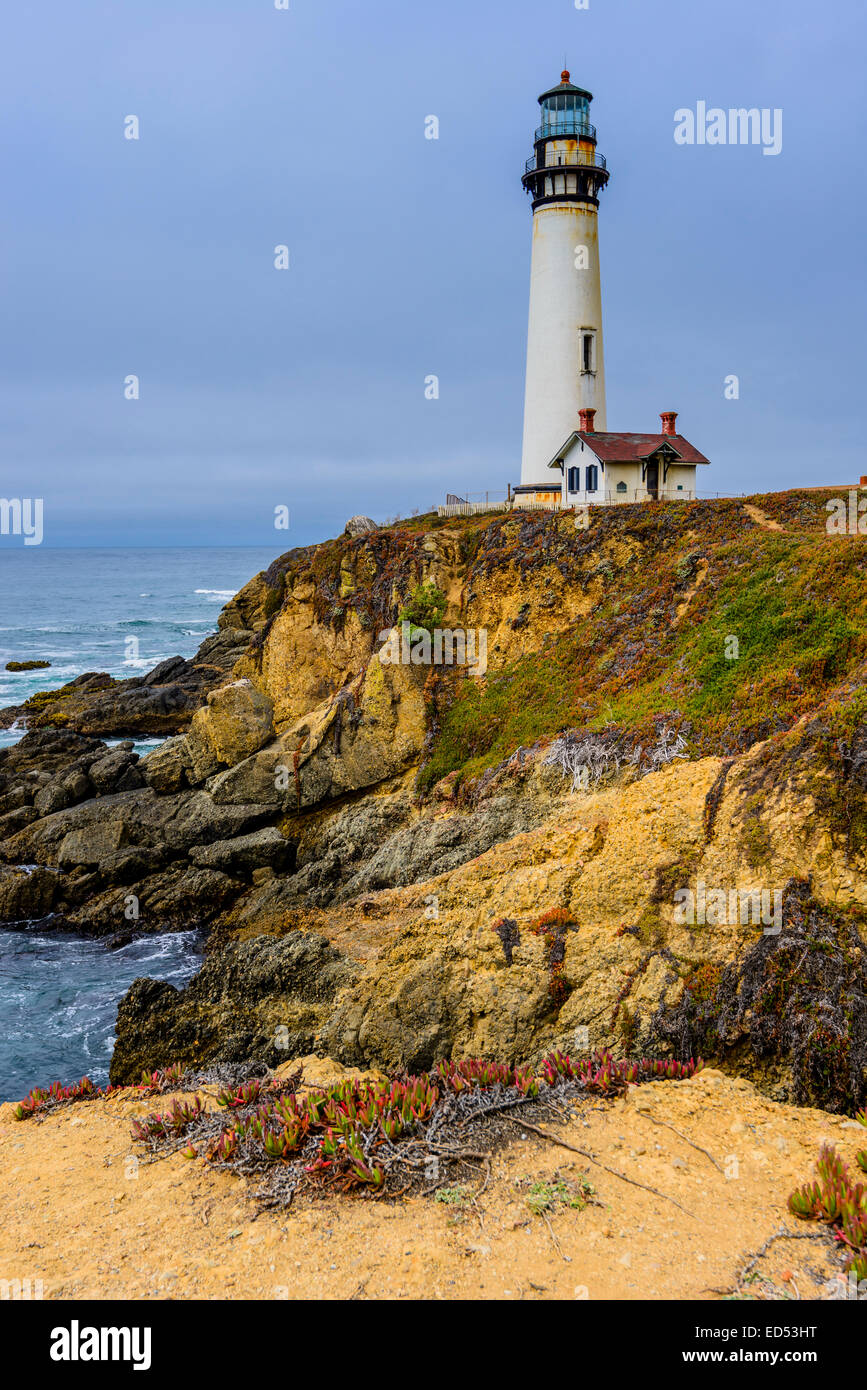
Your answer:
(548, 432), (710, 468)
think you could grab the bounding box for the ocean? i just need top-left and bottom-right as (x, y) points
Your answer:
(0, 546), (276, 748)
(0, 545), (277, 1100)
(0, 928), (202, 1101)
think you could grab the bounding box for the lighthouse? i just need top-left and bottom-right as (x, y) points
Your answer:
(518, 72), (610, 493)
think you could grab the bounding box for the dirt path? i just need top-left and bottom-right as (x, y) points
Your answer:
(743, 504), (785, 532)
(0, 1066), (860, 1301)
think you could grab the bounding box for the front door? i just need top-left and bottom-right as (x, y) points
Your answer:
(646, 459), (659, 499)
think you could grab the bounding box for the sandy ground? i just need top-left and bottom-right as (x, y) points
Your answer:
(0, 1065), (863, 1302)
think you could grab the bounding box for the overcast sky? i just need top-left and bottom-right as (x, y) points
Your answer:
(1, 0), (864, 547)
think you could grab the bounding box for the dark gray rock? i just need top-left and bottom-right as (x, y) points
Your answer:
(157, 792), (274, 853)
(0, 865), (58, 923)
(88, 750), (143, 794)
(64, 863), (242, 936)
(0, 785), (30, 814)
(0, 729), (105, 785)
(110, 931), (357, 1083)
(33, 767), (94, 816)
(0, 785), (274, 867)
(0, 806), (39, 837)
(189, 827), (294, 875)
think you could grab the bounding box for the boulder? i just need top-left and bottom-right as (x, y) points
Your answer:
(206, 744), (287, 808)
(58, 820), (129, 868)
(344, 516), (377, 537)
(186, 679), (274, 777)
(0, 806), (39, 838)
(0, 789), (170, 865)
(33, 769), (92, 817)
(33, 781), (76, 817)
(0, 866), (58, 922)
(140, 736), (193, 794)
(157, 792), (273, 853)
(189, 827), (294, 875)
(0, 729), (105, 783)
(95, 847), (171, 884)
(0, 786), (29, 814)
(184, 724), (221, 784)
(64, 864), (242, 936)
(110, 931), (357, 1083)
(88, 750), (143, 794)
(209, 651), (426, 811)
(1, 784), (273, 868)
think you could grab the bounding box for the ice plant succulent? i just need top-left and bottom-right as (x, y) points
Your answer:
(436, 1059), (538, 1096)
(137, 1063), (185, 1094)
(217, 1080), (263, 1110)
(540, 1049), (701, 1092)
(789, 1143), (867, 1278)
(128, 1049), (712, 1201)
(130, 1096), (203, 1142)
(12, 1076), (97, 1120)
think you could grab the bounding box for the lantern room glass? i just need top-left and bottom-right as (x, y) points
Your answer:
(540, 92), (589, 135)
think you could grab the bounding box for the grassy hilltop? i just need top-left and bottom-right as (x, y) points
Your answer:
(223, 486), (867, 796)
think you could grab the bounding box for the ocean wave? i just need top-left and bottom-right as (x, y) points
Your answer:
(0, 927), (203, 1098)
(118, 619), (180, 628)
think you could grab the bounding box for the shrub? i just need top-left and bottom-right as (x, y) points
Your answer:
(398, 580), (447, 637)
(524, 1176), (594, 1216)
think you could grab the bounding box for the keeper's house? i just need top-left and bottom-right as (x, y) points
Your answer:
(537, 408), (710, 508)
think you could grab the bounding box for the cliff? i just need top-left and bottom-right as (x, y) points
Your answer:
(2, 490), (866, 1108)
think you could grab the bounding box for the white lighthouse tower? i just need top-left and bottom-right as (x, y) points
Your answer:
(518, 72), (610, 493)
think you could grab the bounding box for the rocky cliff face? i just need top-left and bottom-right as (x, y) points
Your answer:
(2, 492), (866, 1106)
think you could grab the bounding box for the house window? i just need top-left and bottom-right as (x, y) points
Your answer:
(616, 481), (627, 493)
(586, 465), (598, 493)
(567, 466), (581, 493)
(582, 333), (594, 373)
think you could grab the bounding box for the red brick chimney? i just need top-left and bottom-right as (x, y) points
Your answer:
(579, 408), (597, 433)
(660, 411), (678, 437)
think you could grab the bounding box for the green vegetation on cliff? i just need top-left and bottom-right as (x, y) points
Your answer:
(415, 491), (867, 790)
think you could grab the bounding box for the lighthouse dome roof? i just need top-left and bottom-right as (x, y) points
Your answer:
(538, 70), (593, 103)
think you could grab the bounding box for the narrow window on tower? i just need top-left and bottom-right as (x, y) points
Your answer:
(581, 332), (595, 374)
